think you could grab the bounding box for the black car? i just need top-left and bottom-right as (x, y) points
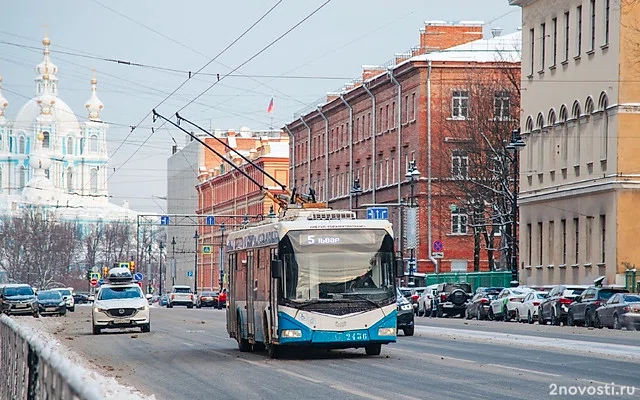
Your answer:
(196, 291), (219, 308)
(595, 293), (640, 330)
(538, 285), (588, 325)
(567, 286), (629, 327)
(435, 282), (473, 317)
(37, 290), (67, 316)
(73, 292), (89, 305)
(0, 284), (39, 317)
(396, 290), (414, 336)
(465, 288), (501, 320)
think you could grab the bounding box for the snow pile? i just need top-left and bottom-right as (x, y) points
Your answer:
(1, 315), (155, 400)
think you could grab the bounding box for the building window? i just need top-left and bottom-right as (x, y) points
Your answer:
(529, 28), (535, 75)
(552, 17), (558, 66)
(600, 214), (606, 263)
(590, 0), (596, 51)
(538, 222), (543, 266)
(604, 0), (610, 45)
(0, 166), (3, 193)
(0, 132), (3, 151)
(385, 159), (389, 186)
(385, 104), (389, 131)
(42, 131), (50, 149)
(548, 221), (555, 263)
(586, 216), (593, 264)
(576, 5), (582, 57)
(561, 219), (567, 264)
(527, 223), (532, 266)
(66, 137), (73, 155)
(600, 93), (609, 160)
(452, 90), (469, 119)
(540, 23), (546, 70)
(574, 217), (579, 265)
(19, 165), (26, 188)
(494, 91), (510, 120)
(451, 209), (468, 234)
(564, 11), (570, 62)
(89, 134), (98, 153)
(66, 167), (73, 192)
(18, 135), (26, 154)
(411, 93), (416, 121)
(451, 151), (469, 179)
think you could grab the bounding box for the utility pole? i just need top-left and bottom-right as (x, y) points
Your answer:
(194, 230), (199, 295)
(159, 241), (164, 296)
(171, 237), (176, 287)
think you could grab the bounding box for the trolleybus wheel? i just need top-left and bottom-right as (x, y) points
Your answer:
(365, 344), (381, 356)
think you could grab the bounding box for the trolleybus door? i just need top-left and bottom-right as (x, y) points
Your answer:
(246, 250), (255, 339)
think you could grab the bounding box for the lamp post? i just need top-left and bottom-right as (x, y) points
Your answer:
(405, 160), (420, 282)
(242, 213), (249, 228)
(219, 223), (225, 291)
(506, 128), (525, 284)
(159, 241), (164, 296)
(194, 230), (199, 295)
(350, 178), (363, 216)
(171, 237), (176, 287)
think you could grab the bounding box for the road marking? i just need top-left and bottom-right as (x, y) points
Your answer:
(578, 378), (618, 386)
(277, 369), (323, 383)
(391, 348), (476, 364)
(328, 384), (389, 400)
(181, 342), (194, 347)
(486, 363), (561, 377)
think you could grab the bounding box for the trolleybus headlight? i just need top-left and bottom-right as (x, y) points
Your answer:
(377, 327), (396, 336)
(400, 304), (412, 311)
(281, 329), (303, 338)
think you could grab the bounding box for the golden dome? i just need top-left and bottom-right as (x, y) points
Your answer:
(91, 77), (97, 85)
(37, 132), (45, 141)
(43, 37), (51, 46)
(43, 74), (49, 80)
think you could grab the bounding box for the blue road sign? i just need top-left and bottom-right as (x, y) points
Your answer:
(134, 272), (144, 281)
(433, 240), (444, 252)
(160, 215), (170, 225)
(366, 207), (389, 220)
(187, 270), (194, 277)
(206, 215), (215, 225)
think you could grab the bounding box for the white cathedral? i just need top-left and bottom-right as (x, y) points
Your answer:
(0, 36), (137, 222)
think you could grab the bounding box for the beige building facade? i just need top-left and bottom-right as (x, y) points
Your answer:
(511, 0), (640, 287)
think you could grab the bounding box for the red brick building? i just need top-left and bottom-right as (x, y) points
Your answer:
(195, 131), (289, 291)
(283, 21), (521, 279)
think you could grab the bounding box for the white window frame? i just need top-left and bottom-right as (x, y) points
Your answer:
(494, 91), (511, 120)
(451, 152), (469, 179)
(451, 90), (469, 119)
(451, 210), (468, 234)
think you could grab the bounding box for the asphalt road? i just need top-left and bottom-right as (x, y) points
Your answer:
(38, 305), (640, 400)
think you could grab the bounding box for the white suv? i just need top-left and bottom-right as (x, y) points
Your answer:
(49, 287), (75, 312)
(167, 285), (195, 308)
(92, 267), (150, 334)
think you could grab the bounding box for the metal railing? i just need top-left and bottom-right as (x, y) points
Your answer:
(0, 315), (103, 400)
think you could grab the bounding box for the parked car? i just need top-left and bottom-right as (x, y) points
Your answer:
(396, 289), (414, 336)
(568, 286), (629, 327)
(159, 295), (168, 307)
(417, 284), (439, 317)
(167, 285), (195, 308)
(434, 282), (473, 317)
(197, 291), (218, 308)
(515, 291), (548, 323)
(37, 290), (67, 316)
(594, 293), (640, 330)
(73, 292), (89, 305)
(465, 288), (502, 320)
(0, 284), (39, 317)
(538, 285), (588, 325)
(489, 287), (534, 321)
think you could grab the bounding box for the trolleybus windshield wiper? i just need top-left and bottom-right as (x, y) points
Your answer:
(339, 293), (380, 307)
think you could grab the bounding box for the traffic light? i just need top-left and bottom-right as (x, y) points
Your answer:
(102, 266), (108, 277)
(86, 270), (91, 281)
(129, 261), (135, 272)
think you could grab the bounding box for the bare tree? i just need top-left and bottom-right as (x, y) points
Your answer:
(441, 62), (521, 271)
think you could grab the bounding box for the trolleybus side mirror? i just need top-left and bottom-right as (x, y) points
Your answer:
(395, 257), (404, 278)
(271, 259), (283, 279)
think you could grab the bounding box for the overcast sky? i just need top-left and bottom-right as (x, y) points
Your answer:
(1, 0), (521, 213)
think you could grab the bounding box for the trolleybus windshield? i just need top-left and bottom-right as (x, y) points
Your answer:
(281, 229), (395, 304)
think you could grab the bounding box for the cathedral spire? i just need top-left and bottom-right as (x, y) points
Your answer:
(85, 70), (104, 121)
(0, 76), (8, 118)
(35, 34), (59, 96)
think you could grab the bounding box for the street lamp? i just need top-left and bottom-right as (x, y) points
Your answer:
(219, 223), (226, 292)
(350, 178), (363, 215)
(405, 160), (420, 281)
(194, 230), (199, 295)
(506, 128), (525, 284)
(159, 241), (164, 296)
(171, 237), (176, 287)
(147, 244), (152, 295)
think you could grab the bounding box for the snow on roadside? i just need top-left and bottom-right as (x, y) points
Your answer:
(4, 315), (155, 400)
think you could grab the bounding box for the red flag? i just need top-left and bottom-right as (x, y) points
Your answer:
(267, 97), (274, 113)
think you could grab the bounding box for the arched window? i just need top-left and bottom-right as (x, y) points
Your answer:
(536, 113), (545, 130)
(66, 137), (74, 155)
(18, 135), (26, 154)
(19, 165), (26, 188)
(525, 116), (534, 132)
(90, 168), (98, 193)
(600, 94), (609, 161)
(571, 101), (581, 120)
(585, 97), (595, 116)
(559, 105), (568, 123)
(559, 105), (568, 167)
(42, 131), (50, 149)
(66, 167), (73, 192)
(548, 109), (557, 126)
(89, 134), (98, 153)
(598, 91), (609, 112)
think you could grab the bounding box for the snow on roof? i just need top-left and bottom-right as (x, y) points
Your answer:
(262, 141), (289, 158)
(411, 31), (522, 63)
